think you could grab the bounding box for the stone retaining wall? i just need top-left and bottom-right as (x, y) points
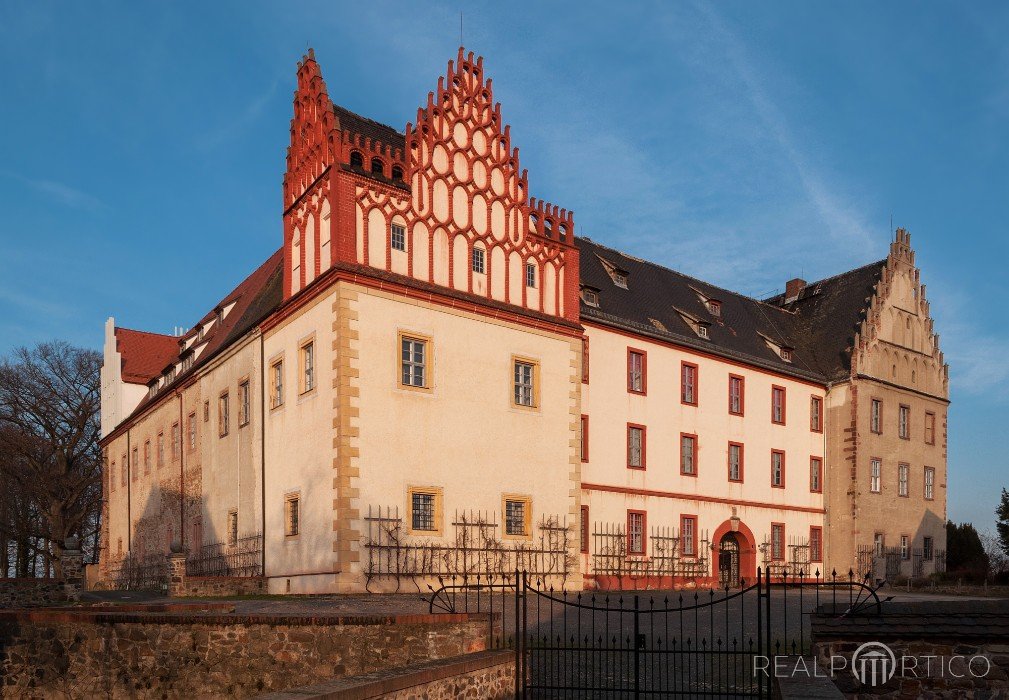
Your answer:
(0, 579), (65, 609)
(174, 576), (267, 597)
(260, 649), (515, 699)
(0, 610), (489, 698)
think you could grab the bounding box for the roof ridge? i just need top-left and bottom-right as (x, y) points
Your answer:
(114, 326), (176, 339)
(800, 257), (887, 290)
(576, 236), (794, 315)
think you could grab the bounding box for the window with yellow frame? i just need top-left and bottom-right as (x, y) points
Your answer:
(398, 331), (432, 392)
(511, 356), (540, 409)
(407, 486), (443, 536)
(502, 494), (532, 539)
(299, 339), (315, 394)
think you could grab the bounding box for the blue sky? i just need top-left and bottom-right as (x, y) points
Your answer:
(1, 2), (1006, 532)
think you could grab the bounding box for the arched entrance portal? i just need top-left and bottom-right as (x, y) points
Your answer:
(718, 532), (740, 588)
(711, 517), (757, 588)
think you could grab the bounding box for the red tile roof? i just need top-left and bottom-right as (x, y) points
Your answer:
(115, 328), (179, 384)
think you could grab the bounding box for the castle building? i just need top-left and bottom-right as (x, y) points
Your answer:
(98, 49), (948, 593)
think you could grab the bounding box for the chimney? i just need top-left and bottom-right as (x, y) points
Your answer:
(785, 278), (806, 302)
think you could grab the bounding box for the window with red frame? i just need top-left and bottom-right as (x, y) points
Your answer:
(580, 505), (589, 553)
(810, 527), (823, 562)
(580, 415), (589, 462)
(925, 412), (935, 445)
(728, 442), (743, 482)
(728, 375), (744, 415)
(581, 336), (589, 384)
(771, 386), (786, 424)
(627, 511), (646, 554)
(627, 424), (645, 469)
(627, 349), (646, 394)
(771, 450), (785, 488)
(809, 457), (822, 493)
(771, 523), (785, 560)
(681, 362), (698, 405)
(681, 515), (697, 557)
(899, 404), (910, 439)
(810, 396), (823, 432)
(680, 434), (697, 476)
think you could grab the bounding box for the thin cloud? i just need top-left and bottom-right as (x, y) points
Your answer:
(0, 170), (106, 212)
(0, 287), (74, 320)
(196, 78), (279, 151)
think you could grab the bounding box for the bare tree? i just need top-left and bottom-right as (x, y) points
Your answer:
(0, 342), (102, 577)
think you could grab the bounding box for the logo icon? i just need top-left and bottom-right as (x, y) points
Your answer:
(851, 641), (897, 687)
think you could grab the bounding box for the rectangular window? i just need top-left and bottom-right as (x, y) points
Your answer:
(203, 400), (210, 422)
(399, 334), (429, 389)
(728, 374), (744, 415)
(681, 515), (697, 557)
(143, 440), (151, 475)
(270, 360), (284, 408)
(285, 494), (300, 537)
(771, 450), (785, 488)
(301, 341), (315, 393)
(810, 457), (822, 493)
(680, 433), (697, 476)
(771, 386), (786, 425)
(627, 510), (646, 555)
(870, 458), (881, 493)
(924, 466), (935, 500)
(627, 349), (646, 394)
(899, 404), (910, 439)
(171, 422), (180, 460)
(408, 487), (442, 534)
(923, 536), (934, 561)
(110, 461), (116, 492)
(525, 262), (536, 288)
(874, 532), (885, 556)
(390, 222), (406, 251)
(627, 424), (646, 469)
(898, 463), (909, 497)
(504, 496), (531, 537)
(728, 442), (743, 482)
(580, 414), (589, 462)
(771, 523), (785, 561)
(581, 336), (589, 384)
(219, 392), (229, 437)
(187, 412), (197, 450)
(681, 362), (698, 406)
(925, 411), (935, 445)
(471, 246), (485, 274)
(870, 399), (882, 434)
(900, 535), (910, 560)
(121, 453), (127, 487)
(810, 526), (823, 563)
(156, 432), (164, 469)
(810, 396), (823, 432)
(513, 358), (538, 408)
(227, 509), (238, 546)
(239, 380), (250, 427)
(132, 447), (139, 481)
(580, 505), (589, 554)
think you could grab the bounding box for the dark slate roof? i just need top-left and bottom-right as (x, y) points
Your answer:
(577, 237), (822, 381)
(766, 260), (886, 382)
(333, 104), (404, 150)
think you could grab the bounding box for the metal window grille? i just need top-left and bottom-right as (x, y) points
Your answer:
(810, 529), (822, 561)
(286, 497), (300, 536)
(771, 525), (784, 560)
(411, 492), (436, 531)
(682, 517), (695, 556)
(472, 247), (485, 274)
(390, 223), (406, 251)
(514, 362), (534, 406)
(627, 513), (644, 554)
(402, 338), (426, 387)
(506, 500), (526, 536)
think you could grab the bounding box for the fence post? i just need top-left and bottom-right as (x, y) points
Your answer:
(633, 594), (641, 699)
(166, 543), (187, 598)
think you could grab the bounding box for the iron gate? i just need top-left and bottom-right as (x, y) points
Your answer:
(428, 568), (884, 698)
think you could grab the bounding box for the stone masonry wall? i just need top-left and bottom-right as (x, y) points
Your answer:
(0, 579), (65, 609)
(0, 610), (488, 698)
(175, 576), (267, 597)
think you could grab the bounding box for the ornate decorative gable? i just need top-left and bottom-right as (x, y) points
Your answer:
(851, 228), (948, 397)
(283, 49), (338, 297)
(348, 48), (580, 322)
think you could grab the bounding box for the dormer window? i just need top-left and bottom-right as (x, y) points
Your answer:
(614, 272), (628, 289)
(707, 300), (721, 317)
(697, 325), (709, 339)
(182, 354), (193, 372)
(596, 256), (629, 290)
(581, 288), (600, 307)
(780, 347), (793, 362)
(196, 327), (205, 342)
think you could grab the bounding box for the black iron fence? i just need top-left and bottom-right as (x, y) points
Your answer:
(103, 554), (167, 592)
(427, 567), (885, 698)
(857, 544), (946, 582)
(186, 533), (263, 577)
